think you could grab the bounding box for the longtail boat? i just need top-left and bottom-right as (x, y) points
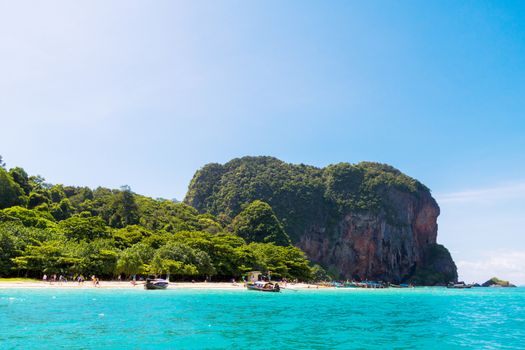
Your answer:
(246, 281), (280, 292)
(145, 278), (169, 290)
(447, 282), (472, 289)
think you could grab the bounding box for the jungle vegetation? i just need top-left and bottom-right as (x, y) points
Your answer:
(0, 156), (313, 281)
(185, 156), (428, 242)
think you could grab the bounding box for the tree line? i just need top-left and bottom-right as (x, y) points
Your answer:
(0, 156), (324, 281)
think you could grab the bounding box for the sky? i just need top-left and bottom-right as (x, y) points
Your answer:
(1, 1), (524, 284)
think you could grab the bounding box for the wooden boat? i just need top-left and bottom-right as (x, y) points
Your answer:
(144, 278), (169, 290)
(334, 281), (386, 288)
(447, 282), (472, 289)
(389, 283), (414, 288)
(246, 281), (280, 292)
(356, 281), (387, 289)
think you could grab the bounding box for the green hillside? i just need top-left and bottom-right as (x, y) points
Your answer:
(0, 157), (312, 281)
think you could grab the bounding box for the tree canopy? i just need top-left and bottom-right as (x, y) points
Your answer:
(0, 159), (317, 281)
(0, 156), (449, 284)
(0, 167), (25, 209)
(231, 200), (291, 246)
(185, 156), (429, 242)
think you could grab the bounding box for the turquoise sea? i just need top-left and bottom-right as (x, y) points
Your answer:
(1, 287), (524, 349)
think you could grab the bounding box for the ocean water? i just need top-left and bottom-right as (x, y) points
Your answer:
(0, 287), (524, 349)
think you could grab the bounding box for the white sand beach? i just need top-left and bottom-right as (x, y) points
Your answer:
(0, 280), (325, 290)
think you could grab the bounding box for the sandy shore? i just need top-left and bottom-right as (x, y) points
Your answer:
(0, 280), (325, 290)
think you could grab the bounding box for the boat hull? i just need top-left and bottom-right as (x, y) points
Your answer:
(144, 280), (169, 290)
(246, 282), (280, 292)
(447, 283), (472, 289)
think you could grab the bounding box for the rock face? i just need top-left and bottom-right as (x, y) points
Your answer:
(185, 156), (458, 284)
(300, 189), (437, 281)
(295, 187), (457, 283)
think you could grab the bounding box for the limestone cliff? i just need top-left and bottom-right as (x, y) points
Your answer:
(299, 188), (440, 281)
(185, 156), (457, 284)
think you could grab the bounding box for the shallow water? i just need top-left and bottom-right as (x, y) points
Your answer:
(0, 287), (524, 349)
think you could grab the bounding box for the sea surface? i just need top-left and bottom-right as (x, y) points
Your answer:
(0, 287), (524, 349)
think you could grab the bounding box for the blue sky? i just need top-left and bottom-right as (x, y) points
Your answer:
(1, 1), (524, 284)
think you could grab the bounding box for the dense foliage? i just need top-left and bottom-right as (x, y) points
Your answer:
(185, 156), (429, 242)
(0, 156), (313, 281)
(231, 200), (291, 246)
(184, 156), (459, 285)
(1, 155), (453, 284)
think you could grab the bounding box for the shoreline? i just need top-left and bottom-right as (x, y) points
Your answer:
(2, 281), (519, 291)
(0, 280), (324, 290)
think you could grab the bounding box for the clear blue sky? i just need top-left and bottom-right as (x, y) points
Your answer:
(1, 1), (524, 283)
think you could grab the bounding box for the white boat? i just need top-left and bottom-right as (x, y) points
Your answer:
(246, 280), (280, 292)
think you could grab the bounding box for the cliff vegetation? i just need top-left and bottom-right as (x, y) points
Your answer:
(185, 156), (457, 284)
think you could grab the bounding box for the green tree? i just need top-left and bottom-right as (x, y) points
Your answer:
(11, 240), (72, 276)
(249, 243), (312, 281)
(109, 186), (139, 228)
(49, 185), (66, 203)
(231, 200), (291, 246)
(27, 192), (49, 209)
(9, 167), (31, 195)
(58, 215), (109, 241)
(50, 198), (74, 221)
(116, 249), (144, 277)
(28, 175), (50, 191)
(0, 168), (25, 209)
(116, 244), (154, 277)
(310, 264), (331, 282)
(0, 227), (16, 276)
(63, 239), (118, 277)
(151, 242), (215, 278)
(65, 186), (94, 210)
(1, 207), (56, 229)
(113, 225), (153, 249)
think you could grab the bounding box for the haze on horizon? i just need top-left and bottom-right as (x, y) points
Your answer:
(1, 1), (524, 284)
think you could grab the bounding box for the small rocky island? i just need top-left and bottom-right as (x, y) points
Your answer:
(481, 277), (517, 287)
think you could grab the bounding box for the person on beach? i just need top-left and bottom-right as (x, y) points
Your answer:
(43, 274), (47, 283)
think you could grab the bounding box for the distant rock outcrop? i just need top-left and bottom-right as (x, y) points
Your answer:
(482, 277), (517, 287)
(185, 156), (458, 284)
